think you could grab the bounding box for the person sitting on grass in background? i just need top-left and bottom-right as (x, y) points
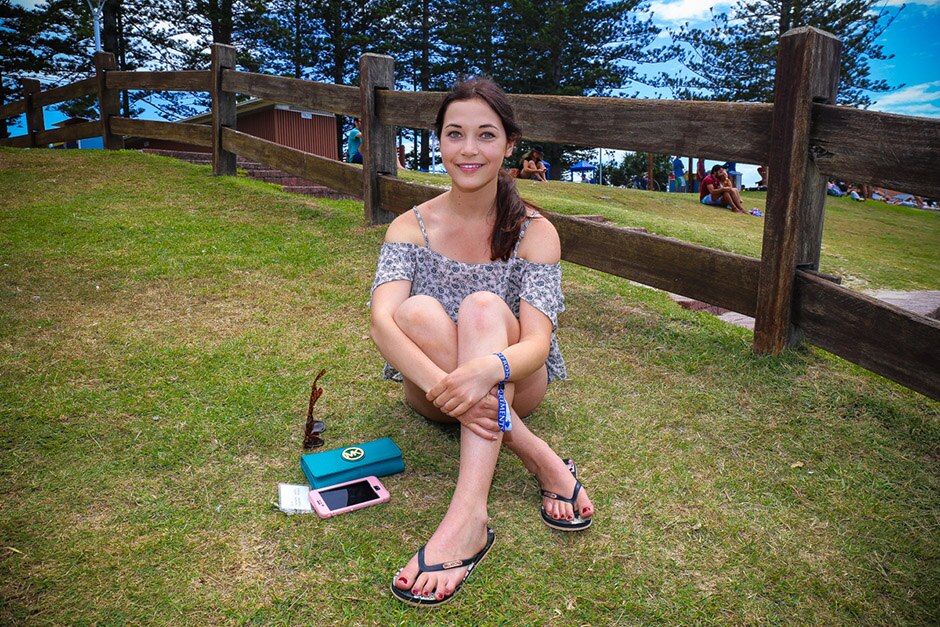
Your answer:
(700, 165), (747, 213)
(369, 77), (594, 607)
(518, 147), (548, 181)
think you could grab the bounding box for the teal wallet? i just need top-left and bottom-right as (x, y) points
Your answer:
(301, 437), (405, 489)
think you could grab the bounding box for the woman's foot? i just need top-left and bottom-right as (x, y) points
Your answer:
(535, 455), (594, 522)
(393, 512), (490, 602)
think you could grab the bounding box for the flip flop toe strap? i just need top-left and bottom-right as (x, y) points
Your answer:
(541, 479), (582, 505)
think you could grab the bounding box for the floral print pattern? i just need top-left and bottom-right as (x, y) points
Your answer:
(370, 211), (567, 383)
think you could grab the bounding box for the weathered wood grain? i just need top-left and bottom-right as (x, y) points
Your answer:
(0, 99), (27, 120)
(94, 52), (123, 150)
(377, 90), (774, 163)
(754, 27), (841, 354)
(110, 117), (212, 147)
(221, 128), (363, 197)
(33, 77), (97, 107)
(548, 211), (762, 316)
(34, 120), (101, 146)
(793, 271), (940, 401)
(222, 70), (359, 117)
(360, 54), (397, 225)
(22, 79), (44, 147)
(811, 104), (940, 200)
(377, 176), (443, 214)
(107, 70), (211, 92)
(211, 45), (237, 176)
(0, 134), (32, 148)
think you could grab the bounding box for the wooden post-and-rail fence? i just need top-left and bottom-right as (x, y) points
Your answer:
(1, 27), (938, 401)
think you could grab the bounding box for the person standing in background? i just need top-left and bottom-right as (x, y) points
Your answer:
(348, 118), (363, 164)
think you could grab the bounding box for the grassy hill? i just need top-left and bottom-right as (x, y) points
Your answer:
(1, 148), (937, 624)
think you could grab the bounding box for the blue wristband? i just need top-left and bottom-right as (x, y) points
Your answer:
(494, 352), (510, 382)
(494, 353), (512, 432)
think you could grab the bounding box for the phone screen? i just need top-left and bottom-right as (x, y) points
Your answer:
(319, 480), (381, 511)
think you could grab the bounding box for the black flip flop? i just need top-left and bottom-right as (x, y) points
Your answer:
(540, 475), (593, 532)
(390, 527), (496, 607)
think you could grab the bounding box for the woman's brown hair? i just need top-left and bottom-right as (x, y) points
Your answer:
(434, 77), (528, 262)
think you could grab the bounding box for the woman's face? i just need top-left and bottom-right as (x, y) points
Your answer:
(439, 98), (514, 192)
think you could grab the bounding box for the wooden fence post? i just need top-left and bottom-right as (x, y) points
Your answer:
(753, 27), (840, 355)
(94, 52), (124, 150)
(360, 53), (396, 225)
(21, 79), (44, 148)
(211, 43), (237, 176)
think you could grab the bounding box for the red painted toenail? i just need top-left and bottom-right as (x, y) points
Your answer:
(412, 589), (419, 595)
(398, 577), (407, 584)
(436, 593), (443, 600)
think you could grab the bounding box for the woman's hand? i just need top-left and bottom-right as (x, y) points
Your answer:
(454, 388), (501, 440)
(426, 355), (502, 418)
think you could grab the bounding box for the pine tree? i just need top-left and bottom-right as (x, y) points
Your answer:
(666, 0), (901, 106)
(496, 0), (663, 178)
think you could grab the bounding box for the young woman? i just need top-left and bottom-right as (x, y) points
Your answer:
(369, 78), (594, 607)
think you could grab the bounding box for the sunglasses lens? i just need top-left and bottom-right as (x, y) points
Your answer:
(303, 435), (324, 449)
(310, 420), (325, 434)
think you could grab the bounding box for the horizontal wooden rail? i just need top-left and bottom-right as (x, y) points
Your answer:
(222, 70), (359, 117)
(378, 175), (445, 214)
(811, 104), (940, 200)
(34, 120), (100, 146)
(33, 77), (97, 107)
(0, 99), (27, 120)
(377, 174), (761, 315)
(377, 91), (774, 164)
(110, 117), (212, 147)
(0, 134), (32, 148)
(221, 127), (363, 197)
(550, 212), (761, 316)
(793, 271), (940, 400)
(107, 70), (211, 92)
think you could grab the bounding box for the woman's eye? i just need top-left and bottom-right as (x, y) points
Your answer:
(447, 131), (462, 139)
(480, 132), (495, 140)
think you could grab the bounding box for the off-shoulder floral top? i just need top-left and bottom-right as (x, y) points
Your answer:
(370, 207), (566, 383)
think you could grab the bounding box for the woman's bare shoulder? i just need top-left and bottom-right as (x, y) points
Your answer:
(518, 212), (560, 264)
(384, 205), (426, 245)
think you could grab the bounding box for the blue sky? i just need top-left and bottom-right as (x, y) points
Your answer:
(642, 0), (940, 117)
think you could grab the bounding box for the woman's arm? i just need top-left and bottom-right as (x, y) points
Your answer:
(369, 209), (450, 393)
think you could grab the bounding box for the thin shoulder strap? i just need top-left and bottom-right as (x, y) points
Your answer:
(512, 211), (538, 258)
(411, 206), (430, 248)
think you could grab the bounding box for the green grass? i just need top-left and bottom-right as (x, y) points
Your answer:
(1, 148), (938, 625)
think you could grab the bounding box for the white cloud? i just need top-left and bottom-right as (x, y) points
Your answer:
(870, 81), (940, 118)
(648, 0), (731, 22)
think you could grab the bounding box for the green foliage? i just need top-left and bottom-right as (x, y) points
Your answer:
(603, 151), (672, 188)
(666, 0), (901, 106)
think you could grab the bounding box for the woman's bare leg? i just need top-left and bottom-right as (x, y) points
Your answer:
(391, 292), (592, 600)
(393, 292), (514, 600)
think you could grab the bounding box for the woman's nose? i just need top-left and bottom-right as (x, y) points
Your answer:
(460, 137), (479, 154)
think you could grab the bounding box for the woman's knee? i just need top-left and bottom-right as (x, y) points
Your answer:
(457, 291), (514, 331)
(394, 295), (448, 333)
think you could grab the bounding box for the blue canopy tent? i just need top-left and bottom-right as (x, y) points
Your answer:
(569, 160), (597, 184)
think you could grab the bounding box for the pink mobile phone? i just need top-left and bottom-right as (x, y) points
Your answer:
(309, 475), (390, 519)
